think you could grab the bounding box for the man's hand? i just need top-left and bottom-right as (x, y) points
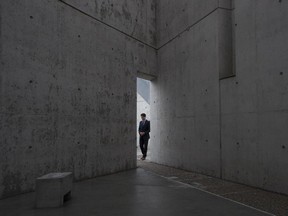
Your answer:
(139, 132), (145, 136)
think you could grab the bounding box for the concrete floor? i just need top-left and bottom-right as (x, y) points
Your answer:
(0, 168), (273, 216)
(138, 160), (288, 216)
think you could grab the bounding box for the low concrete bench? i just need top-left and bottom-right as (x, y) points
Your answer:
(35, 172), (73, 208)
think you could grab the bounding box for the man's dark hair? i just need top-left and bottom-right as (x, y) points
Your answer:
(141, 113), (146, 117)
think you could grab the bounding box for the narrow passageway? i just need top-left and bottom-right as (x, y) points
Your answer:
(0, 168), (273, 216)
(137, 78), (151, 161)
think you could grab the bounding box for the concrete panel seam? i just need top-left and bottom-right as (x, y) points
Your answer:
(219, 77), (223, 179)
(157, 7), (224, 50)
(143, 169), (275, 216)
(218, 7), (233, 11)
(219, 74), (236, 80)
(58, 0), (157, 50)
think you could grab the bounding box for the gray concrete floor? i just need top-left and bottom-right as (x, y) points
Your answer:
(138, 160), (288, 216)
(0, 167), (273, 216)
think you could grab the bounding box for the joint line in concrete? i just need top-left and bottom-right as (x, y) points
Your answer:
(218, 7), (234, 11)
(157, 7), (227, 50)
(144, 169), (275, 216)
(58, 0), (157, 50)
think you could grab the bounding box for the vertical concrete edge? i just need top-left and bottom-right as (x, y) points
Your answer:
(218, 9), (233, 79)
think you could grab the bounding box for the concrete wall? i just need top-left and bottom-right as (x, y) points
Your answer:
(0, 0), (156, 199)
(221, 0), (288, 195)
(150, 0), (288, 195)
(60, 0), (156, 47)
(1, 0), (288, 199)
(60, 0), (158, 81)
(156, 0), (231, 47)
(150, 0), (232, 177)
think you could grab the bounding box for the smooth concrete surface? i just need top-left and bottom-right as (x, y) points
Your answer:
(60, 0), (157, 47)
(220, 0), (288, 194)
(0, 0), (156, 199)
(150, 0), (288, 196)
(0, 169), (272, 216)
(156, 0), (232, 47)
(35, 172), (73, 208)
(150, 5), (222, 177)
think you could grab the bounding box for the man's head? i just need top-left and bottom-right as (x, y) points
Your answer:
(141, 113), (146, 121)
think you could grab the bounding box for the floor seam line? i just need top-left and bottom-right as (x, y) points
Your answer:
(140, 168), (276, 216)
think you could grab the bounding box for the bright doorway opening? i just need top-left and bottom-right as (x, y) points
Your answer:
(136, 78), (151, 160)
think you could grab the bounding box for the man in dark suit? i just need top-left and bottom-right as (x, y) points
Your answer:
(138, 113), (150, 160)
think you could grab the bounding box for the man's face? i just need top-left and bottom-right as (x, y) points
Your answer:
(141, 116), (146, 121)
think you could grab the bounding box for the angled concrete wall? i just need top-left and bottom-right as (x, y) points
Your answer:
(60, 0), (158, 81)
(150, 0), (232, 178)
(150, 0), (288, 195)
(156, 0), (231, 48)
(0, 0), (156, 199)
(61, 0), (156, 47)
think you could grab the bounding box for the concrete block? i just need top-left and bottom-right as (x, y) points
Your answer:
(35, 172), (73, 208)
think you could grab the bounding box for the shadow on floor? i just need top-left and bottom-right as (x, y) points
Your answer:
(138, 160), (288, 216)
(0, 167), (274, 216)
